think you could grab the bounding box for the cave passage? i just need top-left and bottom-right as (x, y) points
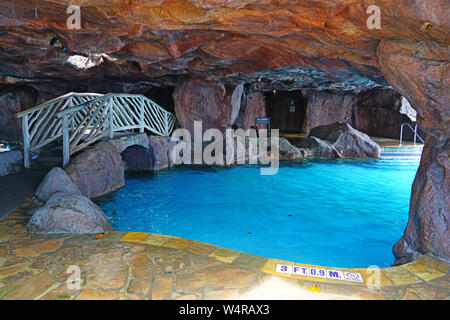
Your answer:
(144, 86), (175, 115)
(265, 90), (308, 134)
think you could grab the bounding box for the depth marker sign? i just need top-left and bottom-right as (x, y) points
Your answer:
(275, 264), (363, 283)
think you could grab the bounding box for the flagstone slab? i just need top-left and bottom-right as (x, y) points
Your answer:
(3, 271), (55, 300)
(185, 241), (217, 256)
(401, 261), (446, 282)
(151, 274), (174, 300)
(382, 267), (424, 285)
(142, 233), (171, 246)
(102, 231), (126, 241)
(231, 253), (268, 271)
(208, 247), (240, 264)
(416, 254), (449, 274)
(163, 237), (193, 250)
(13, 238), (64, 257)
(120, 232), (150, 242)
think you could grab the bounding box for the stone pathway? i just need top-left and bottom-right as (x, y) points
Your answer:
(0, 201), (448, 300)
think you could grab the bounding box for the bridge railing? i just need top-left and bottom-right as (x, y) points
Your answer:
(55, 93), (176, 167)
(15, 92), (103, 168)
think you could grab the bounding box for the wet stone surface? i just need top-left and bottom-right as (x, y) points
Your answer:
(0, 201), (448, 300)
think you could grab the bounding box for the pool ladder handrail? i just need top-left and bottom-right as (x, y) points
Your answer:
(399, 123), (425, 146)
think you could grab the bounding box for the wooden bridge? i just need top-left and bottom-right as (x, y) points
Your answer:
(16, 93), (176, 168)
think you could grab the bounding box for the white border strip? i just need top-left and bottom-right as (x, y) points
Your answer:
(275, 264), (363, 283)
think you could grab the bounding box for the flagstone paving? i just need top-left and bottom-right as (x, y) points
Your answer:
(0, 200), (448, 300)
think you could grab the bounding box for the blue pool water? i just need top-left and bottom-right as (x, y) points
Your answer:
(0, 143), (17, 152)
(95, 156), (421, 268)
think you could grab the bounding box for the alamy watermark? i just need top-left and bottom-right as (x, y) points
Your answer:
(366, 5), (381, 30)
(170, 121), (279, 176)
(66, 265), (81, 290)
(366, 265), (381, 289)
(62, 3), (382, 32)
(66, 5), (81, 30)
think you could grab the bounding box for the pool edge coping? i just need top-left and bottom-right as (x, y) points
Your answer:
(2, 198), (447, 289)
(104, 230), (448, 288)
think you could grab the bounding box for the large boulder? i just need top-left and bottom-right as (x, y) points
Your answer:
(294, 136), (340, 158)
(65, 141), (125, 198)
(148, 135), (172, 170)
(27, 192), (113, 234)
(278, 138), (305, 159)
(35, 167), (81, 202)
(309, 122), (381, 158)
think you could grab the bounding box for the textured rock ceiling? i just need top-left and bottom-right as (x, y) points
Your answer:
(0, 0), (448, 92)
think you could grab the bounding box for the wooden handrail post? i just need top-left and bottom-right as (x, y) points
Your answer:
(140, 97), (145, 133)
(21, 114), (31, 169)
(62, 115), (70, 168)
(164, 112), (168, 136)
(68, 96), (75, 132)
(108, 99), (114, 139)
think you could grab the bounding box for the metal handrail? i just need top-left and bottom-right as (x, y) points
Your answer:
(400, 123), (425, 146)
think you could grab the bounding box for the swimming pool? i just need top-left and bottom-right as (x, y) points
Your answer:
(95, 156), (420, 268)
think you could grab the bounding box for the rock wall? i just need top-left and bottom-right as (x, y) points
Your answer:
(65, 141), (125, 199)
(0, 86), (39, 142)
(302, 88), (420, 140)
(173, 77), (236, 134)
(302, 91), (355, 133)
(173, 78), (268, 134)
(234, 90), (267, 130)
(378, 39), (449, 264)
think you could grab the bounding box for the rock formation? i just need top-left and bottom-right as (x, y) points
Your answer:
(28, 192), (113, 234)
(65, 141), (125, 198)
(301, 89), (417, 140)
(173, 77), (236, 135)
(294, 136), (340, 158)
(35, 167), (81, 202)
(2, 0), (447, 92)
(235, 91), (267, 130)
(309, 122), (381, 158)
(0, 86), (39, 142)
(378, 39), (449, 264)
(278, 138), (306, 159)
